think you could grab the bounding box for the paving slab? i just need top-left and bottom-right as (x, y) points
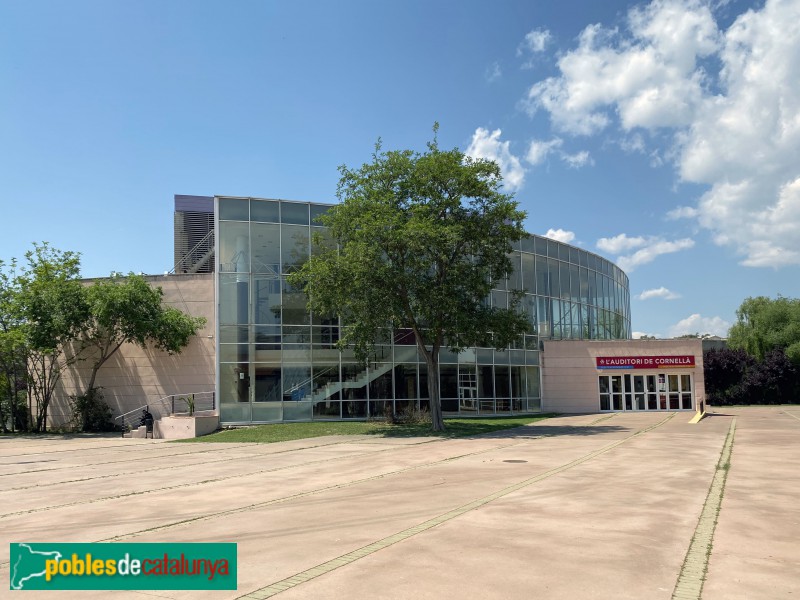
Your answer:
(1, 409), (797, 599)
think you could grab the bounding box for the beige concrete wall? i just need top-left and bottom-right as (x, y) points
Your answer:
(154, 413), (219, 439)
(51, 274), (215, 427)
(541, 339), (705, 413)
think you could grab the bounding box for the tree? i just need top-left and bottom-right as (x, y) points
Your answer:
(289, 127), (530, 431)
(0, 258), (26, 432)
(728, 296), (800, 363)
(13, 244), (89, 431)
(76, 273), (206, 400)
(742, 349), (797, 405)
(703, 347), (756, 405)
(2, 244), (206, 432)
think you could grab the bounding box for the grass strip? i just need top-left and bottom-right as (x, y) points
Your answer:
(176, 414), (557, 444)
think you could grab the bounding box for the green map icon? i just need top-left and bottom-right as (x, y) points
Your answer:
(10, 543), (63, 590)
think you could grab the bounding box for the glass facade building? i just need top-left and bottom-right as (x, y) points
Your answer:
(215, 196), (631, 424)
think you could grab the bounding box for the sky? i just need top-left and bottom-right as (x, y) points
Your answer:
(1, 0), (798, 339)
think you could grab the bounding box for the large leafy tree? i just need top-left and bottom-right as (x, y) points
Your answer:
(2, 243), (206, 432)
(14, 244), (89, 431)
(728, 296), (800, 363)
(77, 273), (206, 398)
(289, 127), (529, 431)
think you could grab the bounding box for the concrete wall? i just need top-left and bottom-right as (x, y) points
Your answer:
(154, 413), (219, 439)
(541, 339), (705, 413)
(51, 274), (215, 427)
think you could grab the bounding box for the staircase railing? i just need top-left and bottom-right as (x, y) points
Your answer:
(114, 390), (216, 438)
(309, 362), (394, 403)
(171, 229), (215, 274)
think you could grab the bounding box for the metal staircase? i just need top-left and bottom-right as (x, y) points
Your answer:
(171, 229), (215, 274)
(318, 361), (393, 401)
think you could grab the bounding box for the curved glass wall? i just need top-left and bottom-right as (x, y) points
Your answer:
(216, 197), (631, 423)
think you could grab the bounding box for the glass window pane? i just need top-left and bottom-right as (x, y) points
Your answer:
(440, 364), (458, 398)
(219, 197), (249, 221)
(219, 363), (250, 405)
(281, 202), (309, 225)
(313, 401), (340, 419)
(559, 262), (570, 300)
(282, 365), (311, 401)
(369, 367), (393, 400)
(219, 325), (248, 344)
(219, 344), (248, 363)
(251, 223), (281, 274)
(393, 364), (417, 399)
(508, 254), (522, 290)
(219, 274), (249, 325)
(494, 365), (510, 397)
(310, 203), (331, 225)
(252, 274), (281, 325)
(250, 199), (279, 223)
(525, 366), (540, 398)
(282, 280), (309, 325)
(341, 363), (368, 400)
(520, 234), (535, 253)
(535, 256), (549, 296)
(219, 221), (250, 273)
(253, 364), (281, 403)
(281, 225), (310, 273)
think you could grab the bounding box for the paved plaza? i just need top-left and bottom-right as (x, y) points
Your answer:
(1, 407), (798, 599)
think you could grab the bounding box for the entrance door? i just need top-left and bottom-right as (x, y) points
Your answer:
(633, 375), (646, 410)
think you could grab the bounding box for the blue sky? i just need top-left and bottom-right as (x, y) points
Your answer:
(1, 0), (798, 338)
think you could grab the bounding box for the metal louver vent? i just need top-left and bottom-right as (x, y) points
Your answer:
(173, 195), (215, 274)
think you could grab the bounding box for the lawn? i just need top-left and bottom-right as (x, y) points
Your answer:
(178, 414), (556, 444)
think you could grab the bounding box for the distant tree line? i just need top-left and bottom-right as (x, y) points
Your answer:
(0, 243), (205, 433)
(705, 296), (800, 406)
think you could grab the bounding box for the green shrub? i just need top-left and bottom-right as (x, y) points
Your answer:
(70, 388), (115, 432)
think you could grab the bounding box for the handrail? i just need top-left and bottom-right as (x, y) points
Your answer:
(171, 229), (215, 274)
(114, 404), (150, 421)
(115, 390), (216, 438)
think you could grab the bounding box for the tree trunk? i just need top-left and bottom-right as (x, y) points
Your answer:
(425, 354), (445, 432)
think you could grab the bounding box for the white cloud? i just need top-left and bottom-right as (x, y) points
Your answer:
(596, 233), (648, 254)
(632, 331), (661, 339)
(597, 234), (694, 271)
(562, 150), (594, 168)
(522, 0), (800, 268)
(485, 62), (502, 83)
(518, 28), (552, 66)
(526, 137), (563, 165)
(523, 1), (718, 134)
(668, 313), (731, 337)
(465, 128), (526, 192)
(666, 205), (699, 219)
(525, 137), (593, 169)
(616, 237), (695, 271)
(544, 228), (576, 243)
(637, 286), (681, 300)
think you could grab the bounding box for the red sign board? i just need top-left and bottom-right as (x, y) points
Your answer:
(595, 355), (695, 370)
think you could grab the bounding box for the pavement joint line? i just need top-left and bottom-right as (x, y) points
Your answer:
(0, 435), (392, 479)
(0, 442), (269, 478)
(92, 436), (534, 544)
(0, 433), (532, 569)
(237, 413), (675, 599)
(1, 430), (534, 515)
(0, 438), (453, 516)
(672, 417), (736, 600)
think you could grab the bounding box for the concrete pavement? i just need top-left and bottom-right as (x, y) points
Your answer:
(1, 408), (798, 599)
